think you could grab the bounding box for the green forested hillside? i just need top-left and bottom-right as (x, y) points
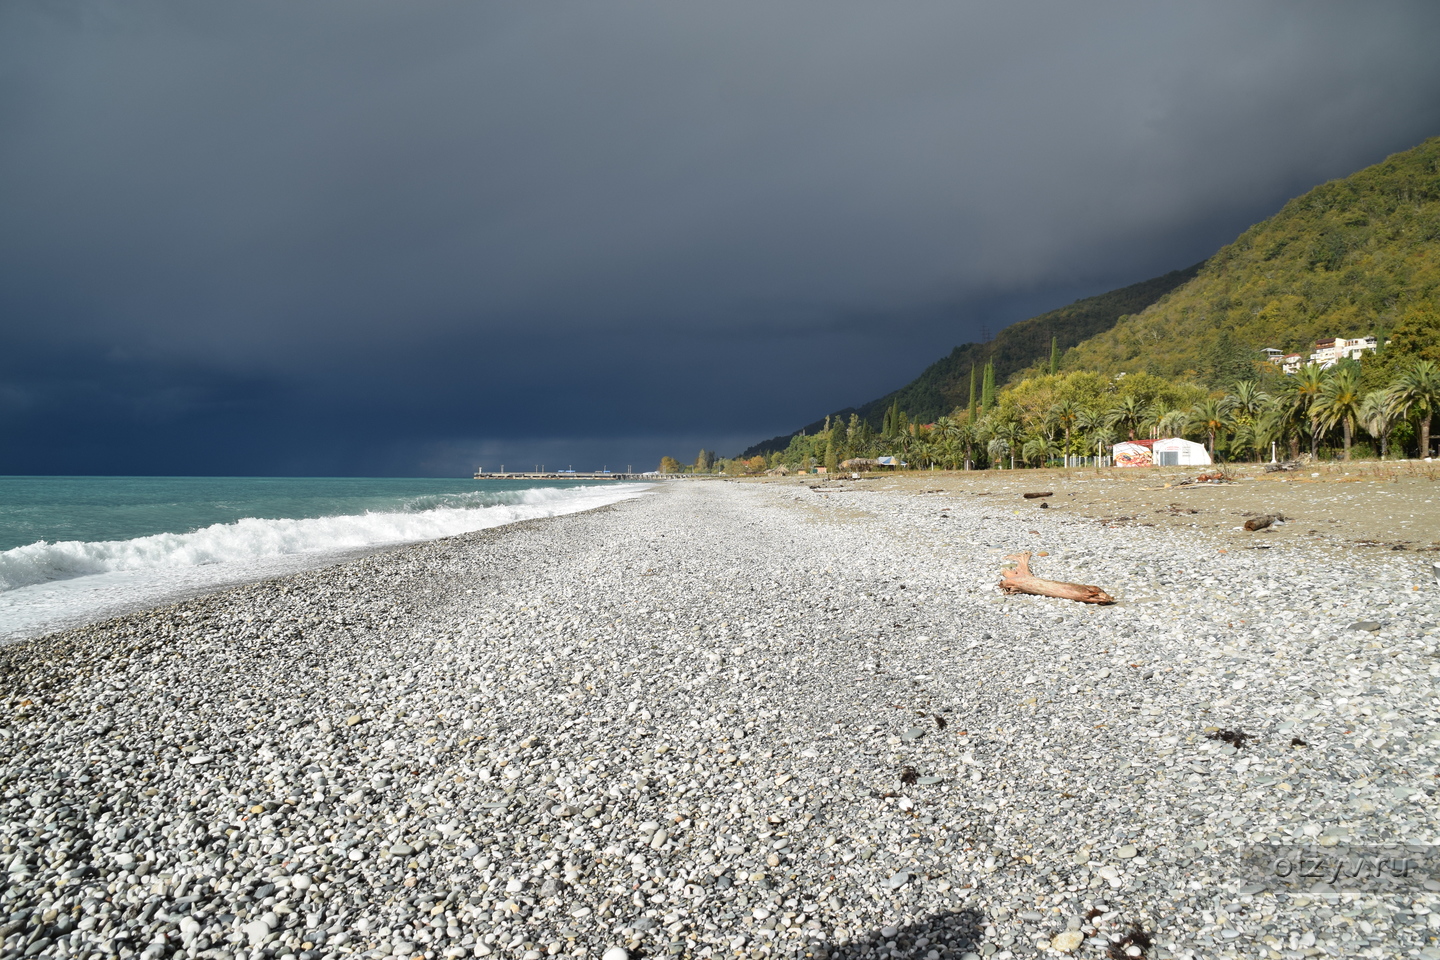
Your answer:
(1063, 136), (1440, 381)
(739, 264), (1200, 457)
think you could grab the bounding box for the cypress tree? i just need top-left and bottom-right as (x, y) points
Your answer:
(981, 362), (996, 411)
(968, 365), (977, 422)
(1049, 336), (1059, 376)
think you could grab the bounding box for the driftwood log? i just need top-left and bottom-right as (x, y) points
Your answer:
(1022, 491), (1053, 499)
(1243, 515), (1275, 531)
(1000, 552), (1116, 604)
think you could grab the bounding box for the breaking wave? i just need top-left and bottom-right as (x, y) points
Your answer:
(0, 483), (648, 594)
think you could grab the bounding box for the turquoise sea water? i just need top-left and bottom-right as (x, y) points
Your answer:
(0, 476), (649, 639)
(0, 476), (619, 551)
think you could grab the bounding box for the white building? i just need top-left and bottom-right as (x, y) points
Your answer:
(1268, 336), (1377, 374)
(1309, 335), (1377, 368)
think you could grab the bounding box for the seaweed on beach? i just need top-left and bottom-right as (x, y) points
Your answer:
(933, 713), (947, 730)
(1106, 924), (1153, 959)
(1205, 728), (1252, 749)
(899, 765), (918, 786)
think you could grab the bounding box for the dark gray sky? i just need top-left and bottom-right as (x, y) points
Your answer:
(3, 2), (1439, 475)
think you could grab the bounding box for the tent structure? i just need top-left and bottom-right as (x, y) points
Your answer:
(1153, 437), (1212, 466)
(1112, 437), (1211, 467)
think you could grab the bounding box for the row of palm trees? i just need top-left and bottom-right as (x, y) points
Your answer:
(908, 358), (1439, 468)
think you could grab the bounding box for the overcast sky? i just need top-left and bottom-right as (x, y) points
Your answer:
(2, 1), (1438, 475)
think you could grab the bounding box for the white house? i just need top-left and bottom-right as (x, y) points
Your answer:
(1271, 335), (1378, 373)
(1309, 335), (1377, 368)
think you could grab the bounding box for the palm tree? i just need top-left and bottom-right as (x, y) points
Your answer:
(1142, 402), (1170, 440)
(1155, 407), (1189, 439)
(1106, 395), (1147, 441)
(1188, 398), (1229, 457)
(1310, 365), (1364, 459)
(992, 420), (1024, 469)
(1287, 363), (1329, 459)
(954, 419), (978, 469)
(1227, 380), (1270, 419)
(1046, 400), (1083, 464)
(1388, 358), (1440, 459)
(1022, 431), (1059, 468)
(1358, 390), (1397, 459)
(1250, 399), (1288, 462)
(1087, 425), (1117, 460)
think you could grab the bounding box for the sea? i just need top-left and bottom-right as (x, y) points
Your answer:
(0, 476), (650, 642)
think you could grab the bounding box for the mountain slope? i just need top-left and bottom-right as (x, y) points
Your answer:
(1063, 136), (1440, 381)
(739, 263), (1201, 457)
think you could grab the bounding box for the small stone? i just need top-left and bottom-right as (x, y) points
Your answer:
(1048, 932), (1082, 955)
(1347, 621), (1382, 633)
(902, 727), (926, 741)
(885, 872), (910, 889)
(243, 919), (273, 948)
(1115, 845), (1138, 859)
(345, 715), (363, 726)
(602, 949), (629, 960)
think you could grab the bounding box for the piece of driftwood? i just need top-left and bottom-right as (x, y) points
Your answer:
(1244, 515), (1275, 531)
(1000, 552), (1116, 604)
(1022, 491), (1053, 499)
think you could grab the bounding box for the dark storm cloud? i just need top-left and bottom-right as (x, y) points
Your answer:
(2, 1), (1439, 474)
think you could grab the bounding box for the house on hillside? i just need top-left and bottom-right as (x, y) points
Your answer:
(1267, 336), (1377, 374)
(1310, 335), (1378, 368)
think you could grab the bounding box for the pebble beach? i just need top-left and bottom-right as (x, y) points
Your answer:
(3, 477), (1439, 960)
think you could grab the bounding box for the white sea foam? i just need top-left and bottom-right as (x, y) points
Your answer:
(0, 483), (649, 640)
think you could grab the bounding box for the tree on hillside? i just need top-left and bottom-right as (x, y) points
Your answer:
(659, 456), (682, 473)
(1389, 302), (1440, 363)
(1388, 358), (1440, 458)
(981, 363), (996, 411)
(968, 366), (978, 422)
(1049, 336), (1060, 376)
(1311, 364), (1364, 460)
